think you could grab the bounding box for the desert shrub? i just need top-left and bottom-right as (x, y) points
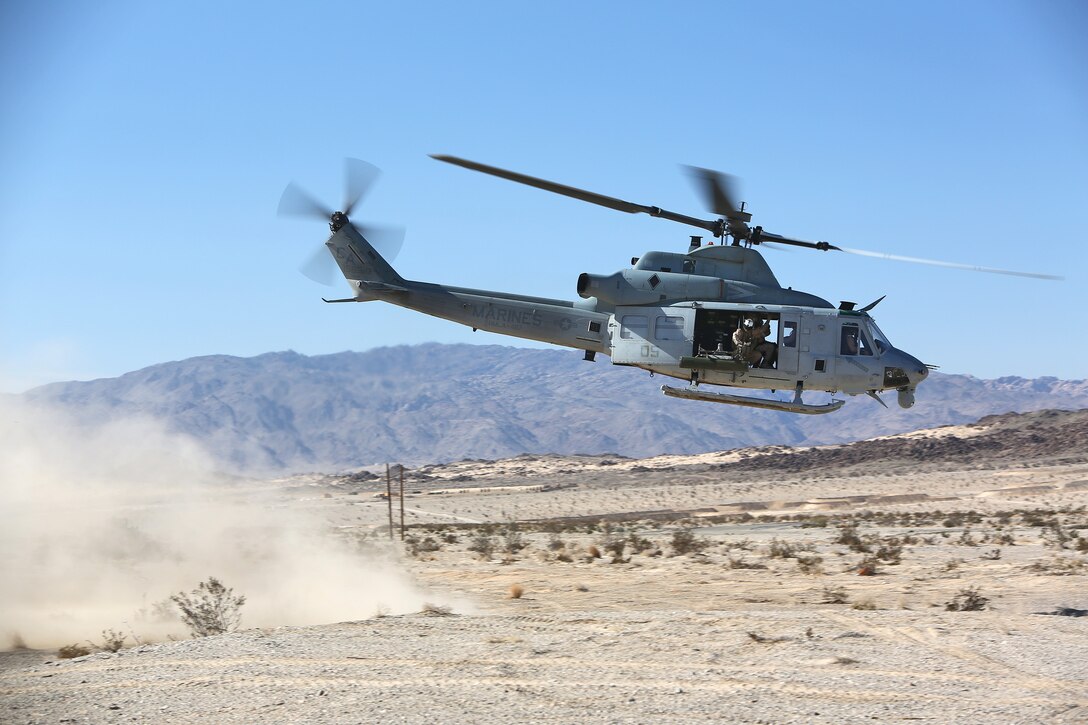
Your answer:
(725, 554), (767, 570)
(767, 538), (800, 559)
(670, 528), (709, 556)
(547, 533), (566, 551)
(502, 525), (526, 554)
(170, 577), (246, 638)
(796, 554), (824, 575)
(586, 544), (602, 559)
(820, 585), (848, 604)
(1027, 557), (1087, 576)
(442, 533), (459, 545)
(405, 535), (442, 557)
(799, 515), (829, 528)
(945, 587), (988, 611)
(957, 529), (978, 547)
(507, 584), (524, 599)
(468, 535), (496, 559)
(981, 548), (1002, 561)
(855, 556), (880, 576)
(625, 532), (654, 554)
(58, 644), (92, 659)
(1042, 522), (1074, 550)
(603, 537), (626, 559)
(100, 629), (126, 653)
(874, 538), (903, 564)
(944, 558), (964, 571)
(851, 598), (877, 611)
(833, 523), (872, 553)
(1076, 537), (1088, 553)
(555, 552), (574, 563)
(420, 602), (454, 616)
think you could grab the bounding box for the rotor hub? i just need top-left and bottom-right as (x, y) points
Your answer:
(330, 211), (349, 232)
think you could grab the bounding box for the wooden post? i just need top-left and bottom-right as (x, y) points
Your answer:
(399, 464), (406, 540)
(385, 463), (394, 540)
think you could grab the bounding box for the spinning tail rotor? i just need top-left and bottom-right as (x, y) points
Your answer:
(278, 158), (404, 285)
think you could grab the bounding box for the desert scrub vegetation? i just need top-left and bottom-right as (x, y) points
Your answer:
(670, 528), (709, 556)
(945, 586), (989, 611)
(170, 577), (246, 637)
(57, 643), (92, 659)
(468, 534), (496, 559)
(1026, 556), (1087, 576)
(820, 585), (849, 604)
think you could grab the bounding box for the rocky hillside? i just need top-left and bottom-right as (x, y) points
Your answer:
(19, 344), (1088, 473)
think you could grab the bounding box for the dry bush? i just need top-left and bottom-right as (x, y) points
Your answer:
(820, 585), (849, 604)
(874, 538), (904, 564)
(767, 538), (800, 559)
(468, 534), (496, 559)
(502, 525), (527, 554)
(420, 602), (454, 616)
(507, 583), (524, 599)
(795, 554), (824, 575)
(587, 544), (602, 559)
(555, 552), (574, 563)
(670, 528), (709, 556)
(405, 535), (442, 558)
(833, 523), (871, 553)
(851, 598), (878, 611)
(726, 554), (767, 570)
(855, 556), (880, 576)
(547, 533), (566, 551)
(1027, 557), (1087, 576)
(625, 532), (654, 553)
(57, 644), (92, 659)
(981, 548), (1002, 561)
(170, 577), (246, 638)
(945, 587), (989, 611)
(100, 629), (126, 653)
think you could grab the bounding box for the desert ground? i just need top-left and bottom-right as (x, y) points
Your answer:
(2, 409), (1087, 723)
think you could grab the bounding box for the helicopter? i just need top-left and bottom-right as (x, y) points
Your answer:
(278, 157), (1060, 415)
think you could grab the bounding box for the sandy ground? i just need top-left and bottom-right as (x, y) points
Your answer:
(3, 432), (1087, 723)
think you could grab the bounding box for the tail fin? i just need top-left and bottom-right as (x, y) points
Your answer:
(326, 224), (405, 288)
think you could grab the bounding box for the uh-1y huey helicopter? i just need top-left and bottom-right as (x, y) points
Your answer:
(278, 156), (1061, 415)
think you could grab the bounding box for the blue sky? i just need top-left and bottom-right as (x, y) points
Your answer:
(1, 0), (1085, 393)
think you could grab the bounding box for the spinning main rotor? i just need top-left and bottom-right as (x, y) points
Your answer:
(431, 155), (1061, 281)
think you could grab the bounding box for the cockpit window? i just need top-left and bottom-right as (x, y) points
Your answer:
(866, 319), (891, 354)
(840, 323), (874, 356)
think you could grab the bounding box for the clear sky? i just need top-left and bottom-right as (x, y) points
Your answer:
(1, 0), (1085, 393)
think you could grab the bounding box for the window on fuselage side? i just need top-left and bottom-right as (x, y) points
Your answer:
(782, 321), (798, 348)
(654, 316), (685, 341)
(620, 315), (649, 340)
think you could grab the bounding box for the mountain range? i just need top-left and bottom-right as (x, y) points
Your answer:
(18, 343), (1088, 474)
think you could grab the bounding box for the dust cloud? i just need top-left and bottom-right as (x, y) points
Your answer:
(0, 400), (447, 650)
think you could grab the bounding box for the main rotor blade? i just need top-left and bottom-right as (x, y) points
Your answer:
(278, 182), (331, 220)
(431, 154), (725, 236)
(343, 158), (381, 217)
(684, 166), (746, 222)
(758, 230), (840, 252)
(837, 247), (1064, 280)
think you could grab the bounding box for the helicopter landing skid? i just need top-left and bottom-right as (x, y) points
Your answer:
(661, 385), (845, 415)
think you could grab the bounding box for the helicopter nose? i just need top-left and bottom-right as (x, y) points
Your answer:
(882, 349), (929, 388)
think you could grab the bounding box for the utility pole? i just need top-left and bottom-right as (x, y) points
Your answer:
(385, 463), (394, 540)
(399, 464), (406, 540)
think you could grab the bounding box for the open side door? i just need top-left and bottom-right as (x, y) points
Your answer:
(610, 306), (694, 365)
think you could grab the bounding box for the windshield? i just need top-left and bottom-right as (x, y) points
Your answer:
(866, 318), (892, 354)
